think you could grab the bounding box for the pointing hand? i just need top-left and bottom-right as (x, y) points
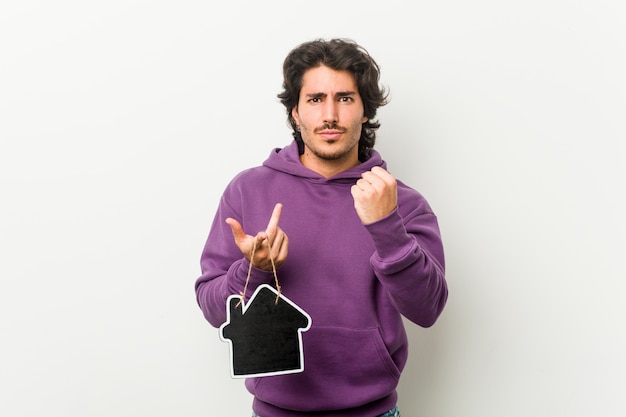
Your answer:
(226, 203), (289, 270)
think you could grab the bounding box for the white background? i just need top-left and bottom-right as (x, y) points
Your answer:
(1, 1), (625, 416)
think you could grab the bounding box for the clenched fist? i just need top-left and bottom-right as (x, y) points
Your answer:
(350, 166), (398, 224)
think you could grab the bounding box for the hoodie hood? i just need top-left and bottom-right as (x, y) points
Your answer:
(262, 140), (386, 183)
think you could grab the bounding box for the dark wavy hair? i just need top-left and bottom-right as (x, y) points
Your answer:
(277, 38), (389, 161)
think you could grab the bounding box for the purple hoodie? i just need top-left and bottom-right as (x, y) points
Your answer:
(195, 141), (447, 416)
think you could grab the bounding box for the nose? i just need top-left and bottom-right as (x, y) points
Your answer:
(322, 101), (338, 125)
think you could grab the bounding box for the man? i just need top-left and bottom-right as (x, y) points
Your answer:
(195, 38), (448, 417)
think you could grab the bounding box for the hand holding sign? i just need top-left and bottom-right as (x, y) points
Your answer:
(225, 203), (289, 270)
(221, 204), (309, 379)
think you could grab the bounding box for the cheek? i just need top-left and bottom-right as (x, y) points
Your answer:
(298, 111), (319, 131)
(352, 118), (365, 134)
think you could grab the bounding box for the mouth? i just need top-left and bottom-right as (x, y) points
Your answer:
(318, 129), (343, 140)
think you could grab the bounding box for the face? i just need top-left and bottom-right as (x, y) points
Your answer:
(292, 65), (368, 175)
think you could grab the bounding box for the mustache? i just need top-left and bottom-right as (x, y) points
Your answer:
(315, 122), (344, 132)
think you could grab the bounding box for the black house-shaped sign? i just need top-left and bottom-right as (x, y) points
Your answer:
(220, 284), (312, 378)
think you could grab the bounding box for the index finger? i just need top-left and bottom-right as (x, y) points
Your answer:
(265, 203), (283, 235)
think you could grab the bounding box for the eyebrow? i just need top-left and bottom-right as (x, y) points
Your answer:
(305, 91), (357, 99)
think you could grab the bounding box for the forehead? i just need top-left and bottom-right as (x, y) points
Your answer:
(300, 65), (358, 94)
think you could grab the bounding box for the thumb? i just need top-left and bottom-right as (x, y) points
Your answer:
(225, 218), (246, 243)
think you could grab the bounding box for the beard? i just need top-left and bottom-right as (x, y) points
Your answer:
(299, 122), (362, 162)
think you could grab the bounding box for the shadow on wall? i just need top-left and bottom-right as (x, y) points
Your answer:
(398, 314), (452, 415)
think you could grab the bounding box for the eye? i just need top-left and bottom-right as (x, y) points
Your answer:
(339, 96), (353, 103)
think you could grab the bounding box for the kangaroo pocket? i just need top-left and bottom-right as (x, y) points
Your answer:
(248, 325), (401, 412)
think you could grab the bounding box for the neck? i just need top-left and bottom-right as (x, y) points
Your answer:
(299, 151), (360, 178)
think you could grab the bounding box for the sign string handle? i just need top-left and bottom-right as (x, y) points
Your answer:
(236, 238), (281, 307)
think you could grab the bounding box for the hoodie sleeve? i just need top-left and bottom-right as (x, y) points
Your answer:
(364, 194), (448, 327)
(194, 190), (277, 328)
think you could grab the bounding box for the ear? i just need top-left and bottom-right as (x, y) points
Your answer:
(291, 107), (300, 126)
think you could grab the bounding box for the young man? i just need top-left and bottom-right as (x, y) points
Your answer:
(195, 38), (448, 417)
